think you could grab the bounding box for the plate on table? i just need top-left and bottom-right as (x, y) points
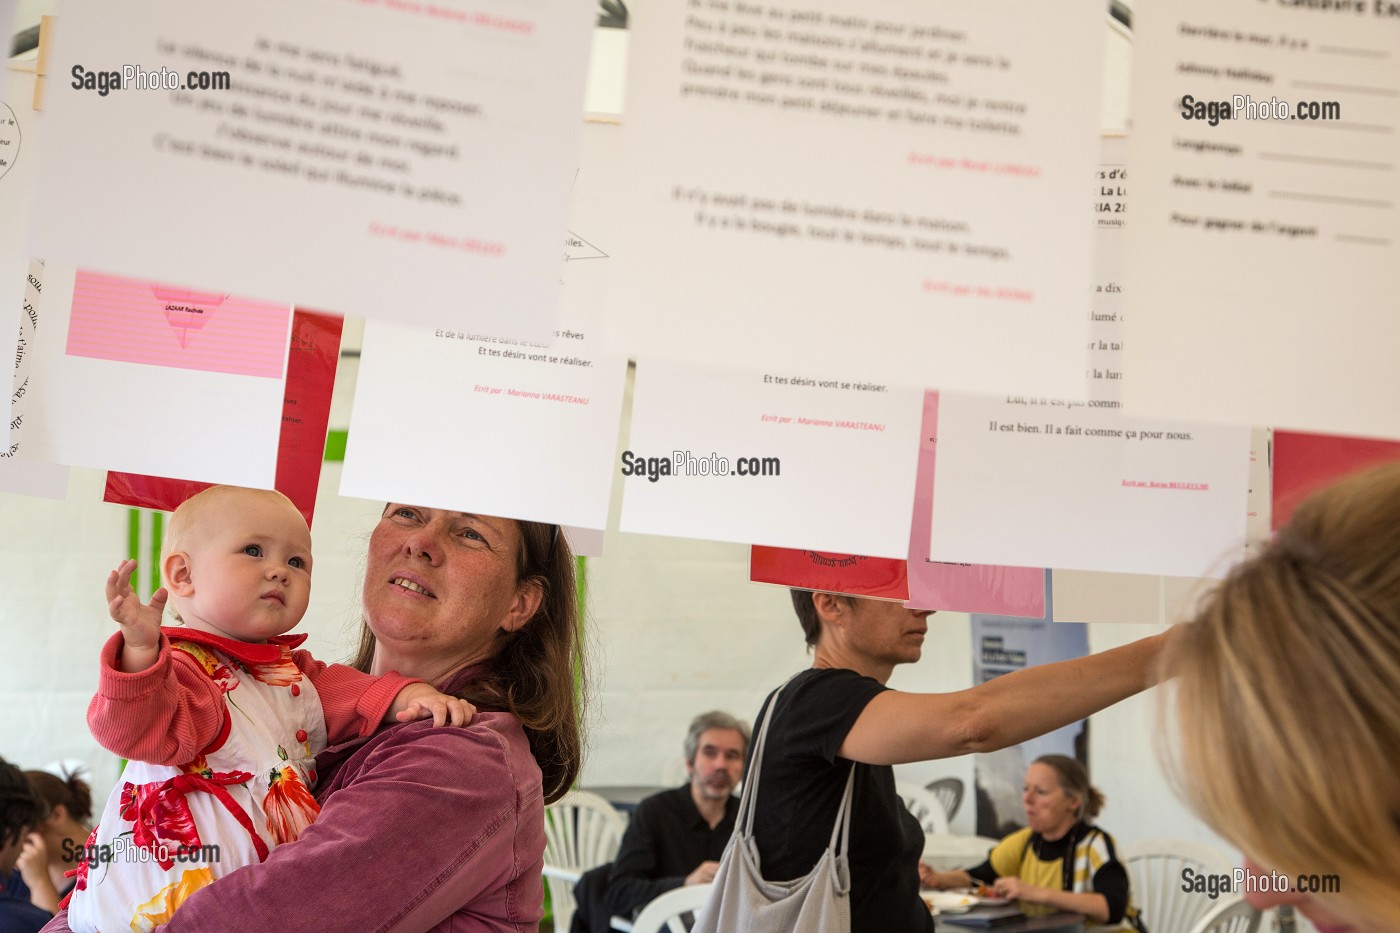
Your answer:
(967, 885), (1011, 907)
(922, 892), (976, 914)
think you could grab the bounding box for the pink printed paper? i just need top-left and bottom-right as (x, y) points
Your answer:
(907, 391), (1046, 617)
(66, 270), (289, 378)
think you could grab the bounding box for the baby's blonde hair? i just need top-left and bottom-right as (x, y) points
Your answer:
(162, 485), (302, 589)
(1163, 461), (1400, 929)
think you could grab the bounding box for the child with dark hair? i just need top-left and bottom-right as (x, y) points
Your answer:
(0, 757), (52, 933)
(16, 772), (93, 915)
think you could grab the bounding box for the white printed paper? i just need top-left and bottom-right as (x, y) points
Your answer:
(1, 68), (40, 434)
(21, 264), (287, 486)
(621, 359), (923, 558)
(342, 124), (630, 531)
(342, 316), (627, 529)
(930, 140), (1251, 578)
(606, 0), (1105, 397)
(1124, 1), (1400, 438)
(33, 0), (594, 339)
(1, 259), (70, 499)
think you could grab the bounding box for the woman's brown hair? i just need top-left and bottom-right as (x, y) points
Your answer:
(1163, 460), (1400, 930)
(1033, 754), (1105, 822)
(25, 769), (93, 824)
(354, 519), (585, 805)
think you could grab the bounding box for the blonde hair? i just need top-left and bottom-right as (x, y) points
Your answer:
(162, 486), (302, 570)
(1162, 460), (1400, 930)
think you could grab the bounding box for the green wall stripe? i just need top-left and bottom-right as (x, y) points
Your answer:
(324, 430), (348, 462)
(127, 508), (140, 563)
(149, 512), (163, 599)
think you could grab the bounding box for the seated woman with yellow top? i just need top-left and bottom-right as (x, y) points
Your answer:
(923, 755), (1145, 931)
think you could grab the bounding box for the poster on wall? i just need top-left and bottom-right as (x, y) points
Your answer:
(608, 0), (1106, 398)
(33, 0), (594, 338)
(971, 580), (1088, 839)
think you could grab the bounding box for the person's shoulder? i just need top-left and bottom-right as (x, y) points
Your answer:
(358, 710), (538, 790)
(1077, 823), (1121, 859)
(783, 667), (886, 704)
(997, 826), (1035, 849)
(371, 708), (527, 755)
(793, 666), (879, 685)
(635, 785), (690, 816)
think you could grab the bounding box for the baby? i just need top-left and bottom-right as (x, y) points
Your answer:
(66, 486), (471, 932)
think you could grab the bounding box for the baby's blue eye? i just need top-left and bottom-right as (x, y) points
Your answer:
(243, 545), (263, 557)
(289, 556), (305, 568)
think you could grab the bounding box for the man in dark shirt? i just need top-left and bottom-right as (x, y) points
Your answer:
(585, 711), (748, 930)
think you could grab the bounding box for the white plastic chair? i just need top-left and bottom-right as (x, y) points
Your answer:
(926, 776), (965, 823)
(896, 780), (951, 835)
(1123, 839), (1235, 933)
(1185, 896), (1263, 933)
(543, 790), (628, 933)
(631, 883), (715, 933)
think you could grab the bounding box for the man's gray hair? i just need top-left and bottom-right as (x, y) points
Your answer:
(684, 711), (752, 765)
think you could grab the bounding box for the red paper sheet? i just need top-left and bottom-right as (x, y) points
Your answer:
(1272, 429), (1400, 531)
(907, 391), (1045, 617)
(104, 310), (343, 525)
(749, 545), (908, 600)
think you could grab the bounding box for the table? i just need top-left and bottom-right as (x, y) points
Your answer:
(934, 909), (1085, 932)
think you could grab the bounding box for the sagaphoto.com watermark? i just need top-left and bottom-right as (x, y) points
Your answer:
(1181, 866), (1341, 901)
(1179, 93), (1341, 126)
(619, 450), (782, 483)
(63, 835), (221, 868)
(71, 64), (231, 97)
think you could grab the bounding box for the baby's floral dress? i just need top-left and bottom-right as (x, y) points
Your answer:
(68, 629), (332, 932)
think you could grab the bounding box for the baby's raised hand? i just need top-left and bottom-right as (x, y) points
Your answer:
(106, 558), (168, 652)
(392, 683), (476, 728)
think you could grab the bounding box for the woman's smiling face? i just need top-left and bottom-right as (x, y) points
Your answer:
(362, 505), (540, 681)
